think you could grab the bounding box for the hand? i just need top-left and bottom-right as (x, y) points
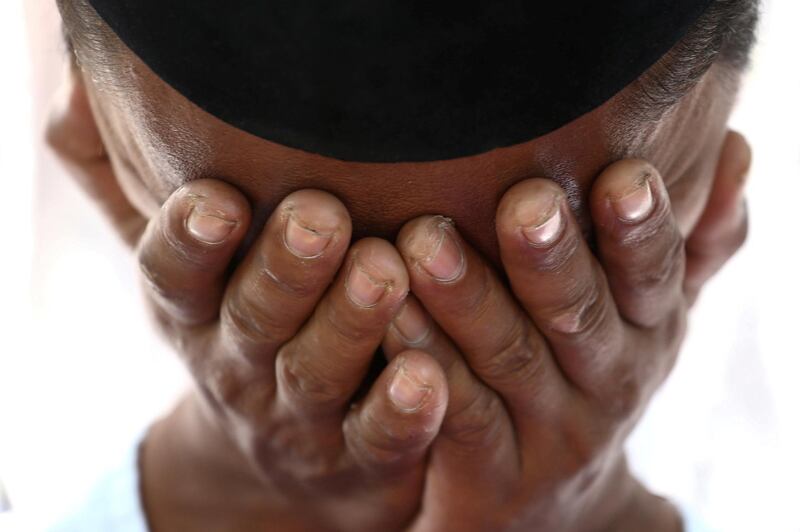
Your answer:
(381, 131), (750, 532)
(48, 70), (450, 532)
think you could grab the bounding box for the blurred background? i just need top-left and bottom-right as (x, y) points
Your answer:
(1, 0), (798, 530)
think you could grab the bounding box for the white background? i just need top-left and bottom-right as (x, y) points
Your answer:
(1, 0), (798, 530)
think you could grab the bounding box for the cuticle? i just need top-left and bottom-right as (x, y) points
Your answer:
(523, 204), (565, 249)
(389, 361), (432, 413)
(610, 173), (652, 204)
(183, 203), (239, 244)
(391, 308), (431, 347)
(531, 194), (562, 228)
(424, 217), (466, 283)
(282, 212), (334, 260)
(345, 254), (392, 308)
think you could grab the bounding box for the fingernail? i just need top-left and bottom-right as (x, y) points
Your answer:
(392, 302), (430, 345)
(421, 220), (465, 282)
(522, 200), (563, 246)
(186, 204), (237, 244)
(389, 362), (431, 412)
(284, 216), (333, 258)
(610, 179), (654, 223)
(346, 260), (387, 308)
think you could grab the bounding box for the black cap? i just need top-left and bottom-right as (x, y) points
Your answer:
(87, 0), (713, 162)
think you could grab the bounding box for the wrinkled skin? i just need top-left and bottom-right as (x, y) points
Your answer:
(48, 10), (751, 532)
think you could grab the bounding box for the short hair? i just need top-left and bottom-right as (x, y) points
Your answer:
(629, 0), (759, 118)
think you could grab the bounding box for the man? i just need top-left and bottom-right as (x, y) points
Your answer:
(47, 0), (757, 530)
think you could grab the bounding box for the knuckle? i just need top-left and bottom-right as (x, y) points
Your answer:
(221, 289), (292, 347)
(443, 390), (504, 449)
(351, 410), (423, 468)
(138, 250), (170, 299)
(204, 361), (274, 422)
(457, 265), (495, 317)
(255, 251), (321, 299)
(478, 324), (547, 388)
(618, 203), (673, 247)
(249, 420), (344, 487)
(138, 251), (188, 312)
(545, 279), (608, 337)
(324, 302), (377, 346)
(534, 232), (581, 273)
(277, 349), (347, 409)
(605, 372), (644, 419)
(138, 239), (218, 325)
(138, 249), (219, 324)
(630, 234), (686, 294)
(161, 218), (215, 269)
(141, 214), (212, 272)
(597, 361), (645, 419)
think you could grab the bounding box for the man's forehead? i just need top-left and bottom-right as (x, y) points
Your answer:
(84, 0), (714, 163)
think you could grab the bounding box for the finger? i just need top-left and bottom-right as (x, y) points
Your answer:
(138, 179), (251, 327)
(383, 297), (517, 482)
(495, 179), (627, 398)
(275, 238), (409, 417)
(684, 131), (751, 304)
(219, 189), (351, 365)
(396, 216), (566, 417)
(46, 67), (146, 246)
(589, 160), (687, 329)
(343, 350), (447, 475)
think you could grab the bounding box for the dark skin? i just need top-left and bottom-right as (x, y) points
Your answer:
(49, 9), (751, 531)
(66, 13), (733, 253)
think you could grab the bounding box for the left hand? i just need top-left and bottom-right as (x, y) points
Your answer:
(383, 132), (750, 532)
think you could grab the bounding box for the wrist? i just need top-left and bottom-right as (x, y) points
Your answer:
(139, 392), (311, 532)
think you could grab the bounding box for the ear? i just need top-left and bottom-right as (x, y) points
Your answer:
(698, 130), (752, 233)
(683, 130), (751, 304)
(46, 66), (147, 247)
(46, 66), (105, 162)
